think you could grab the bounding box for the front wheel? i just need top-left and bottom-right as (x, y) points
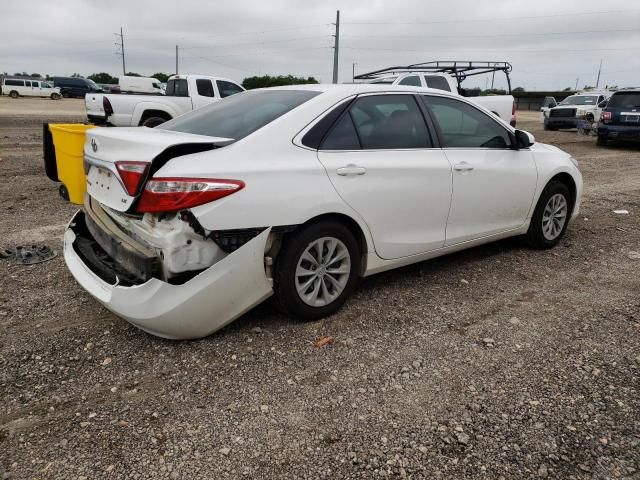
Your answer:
(274, 221), (360, 321)
(525, 181), (572, 249)
(51, 93), (61, 100)
(9, 91), (19, 99)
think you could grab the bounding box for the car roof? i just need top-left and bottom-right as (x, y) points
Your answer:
(257, 83), (456, 96)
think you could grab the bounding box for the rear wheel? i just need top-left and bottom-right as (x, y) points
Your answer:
(274, 221), (360, 321)
(525, 181), (571, 249)
(596, 136), (607, 147)
(9, 91), (18, 99)
(59, 184), (70, 202)
(62, 92), (69, 98)
(544, 123), (556, 131)
(141, 116), (167, 128)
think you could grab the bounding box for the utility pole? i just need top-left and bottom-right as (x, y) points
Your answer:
(352, 62), (356, 82)
(575, 77), (579, 91)
(490, 63), (496, 89)
(596, 59), (602, 89)
(114, 27), (126, 75)
(175, 45), (179, 75)
(332, 10), (340, 84)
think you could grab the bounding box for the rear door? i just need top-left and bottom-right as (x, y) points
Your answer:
(192, 78), (216, 109)
(422, 95), (537, 245)
(317, 93), (452, 259)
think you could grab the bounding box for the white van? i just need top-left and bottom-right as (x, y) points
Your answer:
(1, 78), (62, 99)
(118, 76), (163, 95)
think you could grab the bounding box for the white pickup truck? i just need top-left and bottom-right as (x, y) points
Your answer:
(86, 74), (245, 127)
(355, 61), (517, 127)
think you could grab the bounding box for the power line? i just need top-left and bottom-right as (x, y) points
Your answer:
(179, 35), (331, 51)
(341, 28), (640, 40)
(342, 9), (640, 26)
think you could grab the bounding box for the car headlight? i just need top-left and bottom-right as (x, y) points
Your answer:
(576, 109), (585, 117)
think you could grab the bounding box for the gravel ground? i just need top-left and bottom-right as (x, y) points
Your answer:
(1, 99), (639, 479)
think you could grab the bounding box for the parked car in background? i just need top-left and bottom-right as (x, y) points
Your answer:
(540, 96), (558, 120)
(355, 61), (517, 127)
(545, 91), (612, 130)
(53, 77), (102, 98)
(118, 76), (164, 95)
(1, 78), (61, 99)
(597, 88), (640, 146)
(65, 84), (582, 339)
(85, 74), (245, 127)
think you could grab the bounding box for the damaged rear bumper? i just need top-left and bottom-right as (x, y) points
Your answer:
(64, 210), (273, 339)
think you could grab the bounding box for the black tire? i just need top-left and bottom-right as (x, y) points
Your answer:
(51, 93), (61, 100)
(544, 123), (556, 131)
(62, 92), (69, 98)
(9, 91), (19, 99)
(274, 221), (360, 321)
(596, 136), (607, 147)
(525, 181), (572, 249)
(141, 116), (167, 128)
(59, 184), (70, 202)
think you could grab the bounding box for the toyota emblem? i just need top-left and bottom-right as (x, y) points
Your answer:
(91, 138), (98, 153)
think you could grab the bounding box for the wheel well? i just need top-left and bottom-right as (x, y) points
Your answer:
(277, 213), (369, 275)
(549, 172), (577, 211)
(139, 109), (172, 125)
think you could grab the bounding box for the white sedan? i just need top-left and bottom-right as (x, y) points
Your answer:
(64, 84), (582, 339)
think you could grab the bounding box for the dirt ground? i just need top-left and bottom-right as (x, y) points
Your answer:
(1, 97), (639, 479)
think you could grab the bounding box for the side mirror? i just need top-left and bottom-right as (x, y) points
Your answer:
(515, 130), (534, 149)
(598, 100), (608, 108)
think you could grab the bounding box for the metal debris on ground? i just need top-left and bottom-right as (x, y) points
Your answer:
(0, 245), (57, 265)
(613, 209), (630, 215)
(312, 336), (335, 348)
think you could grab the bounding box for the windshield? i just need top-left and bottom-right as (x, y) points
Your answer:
(607, 92), (640, 108)
(87, 79), (99, 90)
(159, 89), (321, 140)
(559, 96), (598, 106)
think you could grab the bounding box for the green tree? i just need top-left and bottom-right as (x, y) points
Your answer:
(151, 72), (170, 83)
(71, 73), (84, 78)
(30, 73), (42, 78)
(125, 72), (142, 77)
(88, 72), (118, 84)
(241, 75), (319, 90)
(512, 86), (525, 92)
(563, 87), (572, 92)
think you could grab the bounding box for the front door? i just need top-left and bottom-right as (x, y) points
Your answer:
(422, 95), (537, 246)
(317, 93), (453, 260)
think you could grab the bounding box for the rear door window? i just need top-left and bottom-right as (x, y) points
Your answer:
(321, 114), (361, 150)
(166, 79), (189, 97)
(216, 80), (244, 98)
(196, 79), (215, 97)
(4, 79), (24, 86)
(398, 75), (422, 87)
(350, 95), (431, 149)
(424, 76), (451, 92)
(424, 95), (511, 149)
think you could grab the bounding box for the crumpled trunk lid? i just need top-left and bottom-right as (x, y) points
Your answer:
(84, 127), (233, 212)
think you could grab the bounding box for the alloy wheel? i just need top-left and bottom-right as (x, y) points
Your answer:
(542, 193), (568, 241)
(295, 237), (351, 307)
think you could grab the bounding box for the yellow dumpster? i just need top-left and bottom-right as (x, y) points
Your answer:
(47, 124), (95, 204)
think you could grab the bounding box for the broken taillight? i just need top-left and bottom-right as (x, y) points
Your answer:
(137, 178), (245, 213)
(115, 161), (149, 196)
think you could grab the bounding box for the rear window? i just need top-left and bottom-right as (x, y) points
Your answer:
(5, 79), (24, 86)
(166, 79), (189, 97)
(159, 89), (320, 140)
(607, 92), (640, 109)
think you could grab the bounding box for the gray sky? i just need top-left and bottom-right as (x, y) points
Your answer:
(2, 0), (639, 90)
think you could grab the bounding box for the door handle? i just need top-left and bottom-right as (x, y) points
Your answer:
(336, 164), (367, 176)
(453, 162), (474, 172)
